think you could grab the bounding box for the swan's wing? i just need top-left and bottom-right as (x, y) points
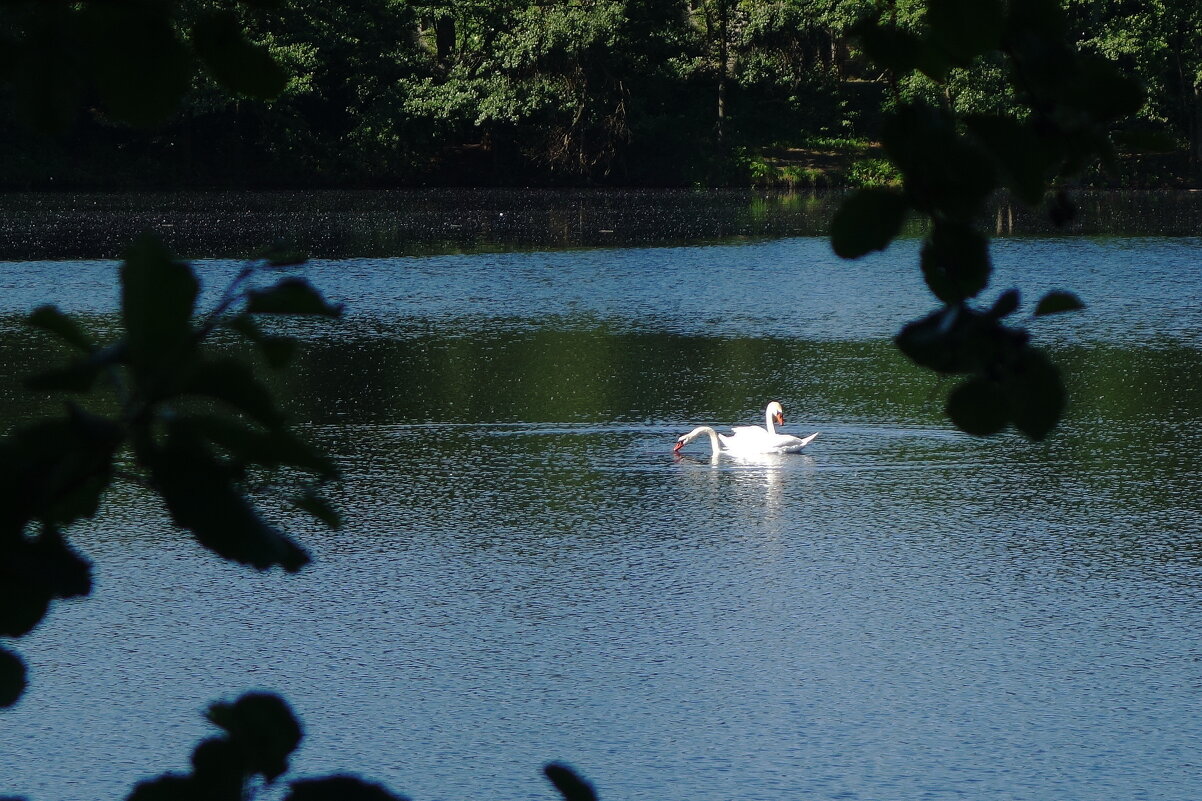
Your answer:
(795, 431), (819, 448)
(773, 431), (820, 453)
(728, 424), (770, 437)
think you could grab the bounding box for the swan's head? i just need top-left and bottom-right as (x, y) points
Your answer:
(767, 400), (785, 425)
(674, 426), (708, 453)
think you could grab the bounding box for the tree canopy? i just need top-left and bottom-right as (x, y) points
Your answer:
(1, 0), (1196, 187)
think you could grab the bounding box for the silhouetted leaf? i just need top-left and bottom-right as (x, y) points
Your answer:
(1066, 55), (1144, 122)
(121, 235), (198, 375)
(286, 776), (408, 801)
(79, 3), (192, 126)
(246, 278), (343, 317)
(227, 316), (299, 368)
(852, 19), (923, 75)
(24, 361), (104, 393)
(190, 737), (247, 801)
(1034, 291), (1084, 316)
(964, 115), (1049, 205)
(927, 0), (1003, 65)
(920, 221), (991, 303)
(543, 763), (598, 801)
(0, 647), (26, 707)
(256, 242), (309, 267)
(1046, 190), (1077, 227)
(207, 693), (303, 782)
(181, 359), (284, 428)
(988, 289), (1021, 319)
(126, 773), (197, 801)
(0, 568), (51, 638)
(881, 105), (995, 218)
(8, 15), (84, 131)
(830, 188), (908, 259)
(946, 377), (1009, 436)
(1113, 129), (1180, 154)
(177, 415), (337, 478)
(895, 305), (1029, 375)
(295, 490), (342, 530)
(1004, 0), (1067, 40)
(1005, 349), (1065, 440)
(148, 429), (309, 571)
(27, 306), (94, 352)
(191, 11), (288, 100)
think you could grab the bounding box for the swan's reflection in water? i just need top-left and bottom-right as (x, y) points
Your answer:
(673, 449), (817, 529)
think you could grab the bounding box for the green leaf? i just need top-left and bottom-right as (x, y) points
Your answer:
(27, 306), (94, 352)
(191, 11), (288, 100)
(79, 3), (193, 126)
(920, 221), (991, 303)
(543, 763), (598, 801)
(295, 490), (342, 530)
(286, 776), (408, 801)
(0, 647), (27, 708)
(946, 377), (1009, 436)
(246, 279), (343, 317)
(1034, 291), (1084, 316)
(207, 693), (303, 782)
(927, 0), (1003, 65)
(180, 359), (284, 428)
(830, 188), (908, 259)
(1005, 349), (1065, 441)
(121, 235), (198, 375)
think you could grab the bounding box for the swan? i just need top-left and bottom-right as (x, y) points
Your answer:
(673, 402), (820, 455)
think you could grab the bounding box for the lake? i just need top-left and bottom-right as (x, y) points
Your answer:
(0, 190), (1200, 801)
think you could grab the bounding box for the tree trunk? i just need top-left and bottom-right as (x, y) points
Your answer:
(716, 0), (727, 142)
(435, 14), (456, 63)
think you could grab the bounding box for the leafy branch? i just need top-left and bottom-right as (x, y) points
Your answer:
(0, 235), (342, 708)
(831, 0), (1141, 439)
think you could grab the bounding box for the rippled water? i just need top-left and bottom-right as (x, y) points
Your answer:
(1, 195), (1201, 801)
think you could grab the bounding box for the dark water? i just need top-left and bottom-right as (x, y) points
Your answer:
(1, 195), (1201, 801)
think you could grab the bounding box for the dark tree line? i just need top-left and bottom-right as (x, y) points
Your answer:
(1, 0), (1197, 188)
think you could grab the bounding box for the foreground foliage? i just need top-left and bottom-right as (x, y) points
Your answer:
(830, 0), (1138, 439)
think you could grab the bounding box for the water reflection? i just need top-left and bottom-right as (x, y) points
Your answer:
(1, 189), (1200, 259)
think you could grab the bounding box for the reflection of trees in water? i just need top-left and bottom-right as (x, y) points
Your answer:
(2, 190), (1201, 260)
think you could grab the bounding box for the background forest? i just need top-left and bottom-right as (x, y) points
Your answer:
(1, 0), (1199, 189)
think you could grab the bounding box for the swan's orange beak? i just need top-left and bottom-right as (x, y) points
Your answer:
(673, 440), (684, 453)
(774, 411), (785, 425)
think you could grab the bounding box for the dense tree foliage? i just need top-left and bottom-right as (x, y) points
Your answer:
(1, 0), (1196, 187)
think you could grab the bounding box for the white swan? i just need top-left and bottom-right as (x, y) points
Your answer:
(674, 402), (820, 455)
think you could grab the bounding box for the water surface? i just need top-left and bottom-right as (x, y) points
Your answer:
(0, 199), (1200, 801)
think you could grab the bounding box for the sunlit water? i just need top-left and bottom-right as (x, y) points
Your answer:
(1, 194), (1201, 801)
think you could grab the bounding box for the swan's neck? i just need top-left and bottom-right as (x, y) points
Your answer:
(692, 426), (722, 454)
(764, 408), (777, 436)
